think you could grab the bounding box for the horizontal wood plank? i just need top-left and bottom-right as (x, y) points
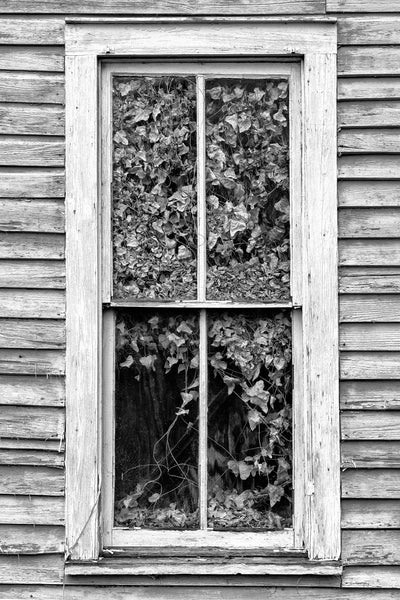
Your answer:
(338, 78), (400, 101)
(342, 566), (400, 589)
(339, 240), (400, 267)
(0, 495), (64, 525)
(0, 260), (65, 289)
(339, 208), (400, 238)
(0, 169), (64, 198)
(0, 406), (64, 439)
(0, 350), (64, 375)
(0, 524), (64, 554)
(342, 441), (400, 468)
(341, 352), (400, 380)
(340, 323), (400, 351)
(0, 375), (64, 406)
(338, 156), (400, 180)
(338, 129), (400, 155)
(342, 469), (400, 498)
(340, 294), (400, 322)
(341, 413), (400, 441)
(0, 449), (64, 468)
(340, 267), (400, 294)
(0, 198), (64, 232)
(0, 290), (64, 318)
(340, 380), (400, 410)
(0, 319), (65, 349)
(0, 105), (64, 135)
(338, 17), (400, 45)
(339, 47), (400, 77)
(0, 72), (64, 104)
(342, 499), (400, 529)
(0, 18), (64, 45)
(0, 47), (63, 72)
(0, 439), (63, 451)
(0, 554), (63, 584)
(0, 466), (63, 496)
(0, 139), (64, 167)
(0, 233), (64, 259)
(339, 102), (400, 128)
(339, 181), (400, 208)
(343, 530), (400, 566)
(328, 0), (400, 11)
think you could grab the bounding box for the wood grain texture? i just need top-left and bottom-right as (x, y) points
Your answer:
(0, 234), (64, 259)
(0, 525), (64, 554)
(0, 350), (64, 376)
(342, 499), (400, 529)
(0, 439), (63, 451)
(339, 181), (400, 208)
(338, 17), (400, 45)
(0, 199), (64, 232)
(340, 267), (400, 294)
(0, 139), (64, 167)
(338, 78), (400, 101)
(0, 169), (64, 198)
(0, 449), (64, 468)
(0, 105), (64, 136)
(341, 380), (400, 410)
(339, 47), (400, 77)
(341, 353), (400, 380)
(0, 73), (64, 104)
(0, 290), (64, 318)
(0, 18), (64, 44)
(340, 324), (400, 351)
(340, 294), (400, 322)
(343, 567), (400, 589)
(342, 469), (400, 498)
(343, 531), (400, 566)
(342, 441), (400, 468)
(339, 208), (400, 238)
(338, 156), (400, 180)
(0, 406), (64, 440)
(338, 129), (400, 155)
(0, 47), (63, 72)
(0, 466), (63, 496)
(0, 375), (64, 406)
(339, 240), (400, 267)
(328, 0), (400, 11)
(338, 102), (400, 128)
(0, 554), (63, 584)
(0, 260), (65, 289)
(0, 496), (64, 525)
(0, 319), (65, 349)
(341, 412), (400, 441)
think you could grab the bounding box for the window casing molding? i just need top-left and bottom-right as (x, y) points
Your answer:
(65, 18), (339, 572)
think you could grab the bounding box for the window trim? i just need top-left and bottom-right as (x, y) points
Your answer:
(65, 17), (339, 569)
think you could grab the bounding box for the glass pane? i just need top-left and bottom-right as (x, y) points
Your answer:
(114, 310), (200, 529)
(205, 78), (290, 302)
(112, 76), (197, 300)
(207, 311), (292, 529)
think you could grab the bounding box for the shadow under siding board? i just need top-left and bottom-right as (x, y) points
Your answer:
(342, 441), (400, 468)
(0, 449), (64, 468)
(340, 323), (400, 351)
(0, 260), (65, 289)
(0, 72), (64, 104)
(0, 18), (64, 45)
(339, 208), (400, 238)
(339, 181), (400, 208)
(338, 101), (400, 128)
(0, 405), (64, 440)
(0, 554), (63, 584)
(338, 78), (400, 101)
(0, 46), (64, 72)
(0, 349), (65, 375)
(342, 469), (400, 498)
(340, 352), (400, 380)
(342, 566), (400, 589)
(0, 105), (64, 136)
(339, 47), (400, 77)
(338, 129), (400, 154)
(0, 465), (64, 496)
(0, 495), (64, 525)
(338, 17), (400, 45)
(0, 524), (64, 554)
(339, 240), (400, 267)
(338, 156), (400, 179)
(343, 531), (400, 566)
(341, 412), (400, 440)
(0, 290), (65, 318)
(340, 380), (400, 410)
(0, 169), (64, 197)
(0, 139), (65, 168)
(0, 233), (64, 259)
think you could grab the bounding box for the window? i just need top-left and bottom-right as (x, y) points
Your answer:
(65, 18), (340, 574)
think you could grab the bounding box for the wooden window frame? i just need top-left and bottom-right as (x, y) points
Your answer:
(65, 17), (340, 575)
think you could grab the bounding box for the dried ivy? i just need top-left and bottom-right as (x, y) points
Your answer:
(206, 79), (290, 301)
(112, 76), (197, 300)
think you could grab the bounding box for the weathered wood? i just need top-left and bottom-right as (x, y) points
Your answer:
(340, 267), (400, 294)
(0, 290), (64, 318)
(342, 469), (400, 498)
(338, 17), (400, 45)
(341, 381), (400, 410)
(0, 105), (64, 136)
(343, 531), (400, 566)
(0, 439), (63, 451)
(0, 449), (64, 468)
(338, 130), (400, 155)
(341, 413), (400, 441)
(0, 375), (64, 406)
(338, 78), (400, 101)
(339, 181), (400, 208)
(0, 525), (64, 554)
(0, 466), (63, 496)
(0, 495), (64, 525)
(341, 352), (400, 380)
(0, 320), (64, 349)
(0, 260), (65, 289)
(0, 198), (64, 232)
(342, 441), (400, 468)
(328, 0), (400, 11)
(0, 233), (64, 259)
(0, 350), (64, 376)
(339, 208), (400, 238)
(339, 102), (400, 128)
(339, 240), (400, 267)
(0, 17), (64, 44)
(0, 47), (64, 72)
(340, 324), (400, 351)
(340, 294), (400, 322)
(0, 554), (63, 584)
(0, 139), (64, 168)
(0, 405), (64, 439)
(0, 72), (64, 104)
(343, 567), (400, 589)
(339, 47), (400, 77)
(342, 499), (400, 529)
(338, 156), (400, 180)
(0, 169), (64, 198)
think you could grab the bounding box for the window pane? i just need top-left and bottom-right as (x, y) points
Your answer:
(207, 311), (292, 529)
(114, 310), (199, 529)
(205, 79), (290, 301)
(112, 76), (197, 300)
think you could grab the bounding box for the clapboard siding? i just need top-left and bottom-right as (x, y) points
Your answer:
(342, 499), (400, 529)
(0, 449), (64, 468)
(0, 140), (64, 167)
(0, 496), (64, 525)
(0, 525), (64, 554)
(340, 295), (400, 322)
(328, 0), (400, 11)
(339, 47), (400, 77)
(338, 130), (400, 155)
(343, 531), (400, 566)
(341, 413), (400, 440)
(342, 469), (400, 498)
(340, 267), (400, 294)
(0, 466), (63, 496)
(340, 324), (400, 351)
(338, 18), (400, 45)
(342, 567), (400, 589)
(0, 170), (64, 198)
(0, 290), (64, 318)
(342, 441), (400, 468)
(339, 240), (400, 267)
(0, 350), (65, 376)
(0, 105), (64, 135)
(0, 319), (65, 349)
(338, 102), (400, 128)
(0, 555), (63, 584)
(341, 353), (400, 380)
(0, 406), (64, 439)
(339, 181), (400, 208)
(0, 375), (64, 406)
(0, 199), (64, 232)
(339, 209), (400, 238)
(0, 18), (64, 45)
(0, 47), (64, 72)
(0, 73), (64, 104)
(340, 381), (400, 410)
(0, 233), (64, 259)
(338, 79), (400, 101)
(338, 156), (400, 180)
(0, 261), (65, 289)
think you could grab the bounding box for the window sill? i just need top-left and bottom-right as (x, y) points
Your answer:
(65, 556), (342, 577)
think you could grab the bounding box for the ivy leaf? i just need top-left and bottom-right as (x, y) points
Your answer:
(267, 483), (285, 508)
(148, 493), (160, 503)
(139, 355), (156, 370)
(120, 355), (134, 368)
